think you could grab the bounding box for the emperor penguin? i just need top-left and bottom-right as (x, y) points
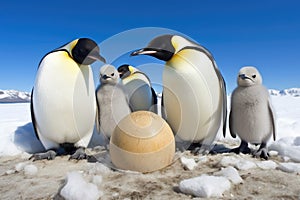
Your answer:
(229, 66), (276, 159)
(96, 64), (131, 140)
(30, 38), (106, 161)
(131, 35), (227, 153)
(117, 64), (158, 113)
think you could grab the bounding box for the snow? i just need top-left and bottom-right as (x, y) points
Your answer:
(24, 164), (38, 176)
(269, 137), (300, 162)
(219, 155), (257, 170)
(214, 166), (243, 185)
(0, 89), (300, 198)
(277, 162), (300, 173)
(92, 175), (103, 186)
(60, 171), (102, 200)
(180, 156), (197, 170)
(179, 174), (231, 197)
(15, 162), (27, 172)
(256, 160), (277, 170)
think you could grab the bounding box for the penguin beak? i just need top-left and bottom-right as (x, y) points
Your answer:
(131, 48), (174, 61)
(102, 74), (109, 80)
(239, 74), (252, 81)
(131, 48), (158, 56)
(88, 52), (106, 63)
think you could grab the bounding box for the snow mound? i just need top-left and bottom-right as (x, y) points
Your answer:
(219, 155), (257, 170)
(214, 166), (243, 184)
(269, 137), (300, 162)
(180, 156), (197, 170)
(24, 164), (38, 176)
(179, 174), (231, 198)
(60, 171), (102, 200)
(277, 162), (300, 173)
(256, 160), (277, 170)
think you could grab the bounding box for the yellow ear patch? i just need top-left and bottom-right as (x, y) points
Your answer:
(171, 37), (178, 52)
(128, 65), (135, 75)
(69, 39), (79, 51)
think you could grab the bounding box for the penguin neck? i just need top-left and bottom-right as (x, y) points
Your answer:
(57, 39), (79, 58)
(172, 35), (199, 54)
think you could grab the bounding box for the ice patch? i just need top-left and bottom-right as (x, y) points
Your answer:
(92, 175), (103, 186)
(24, 164), (38, 176)
(219, 155), (257, 170)
(269, 137), (300, 162)
(60, 171), (102, 200)
(180, 156), (197, 170)
(214, 166), (243, 184)
(15, 162), (27, 172)
(179, 174), (231, 198)
(256, 160), (277, 170)
(277, 162), (300, 173)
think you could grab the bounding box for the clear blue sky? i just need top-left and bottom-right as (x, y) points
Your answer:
(1, 0), (299, 93)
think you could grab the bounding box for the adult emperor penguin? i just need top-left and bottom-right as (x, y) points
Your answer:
(30, 38), (106, 161)
(229, 66), (276, 159)
(117, 64), (157, 113)
(131, 34), (227, 153)
(96, 64), (131, 139)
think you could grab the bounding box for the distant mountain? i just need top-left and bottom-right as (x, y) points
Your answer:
(0, 90), (31, 103)
(269, 88), (300, 97)
(0, 88), (299, 103)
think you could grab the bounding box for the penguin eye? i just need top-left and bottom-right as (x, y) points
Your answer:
(111, 73), (115, 76)
(252, 75), (256, 79)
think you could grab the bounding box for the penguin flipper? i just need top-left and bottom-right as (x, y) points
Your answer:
(30, 88), (40, 140)
(151, 87), (158, 105)
(220, 75), (227, 137)
(229, 110), (236, 138)
(268, 98), (276, 141)
(214, 68), (227, 137)
(95, 88), (101, 134)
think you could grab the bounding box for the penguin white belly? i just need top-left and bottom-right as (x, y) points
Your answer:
(33, 51), (96, 147)
(231, 88), (272, 143)
(164, 49), (222, 142)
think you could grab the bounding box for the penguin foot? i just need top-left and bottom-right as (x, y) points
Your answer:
(230, 140), (251, 154)
(69, 147), (87, 160)
(191, 146), (210, 155)
(253, 143), (269, 160)
(29, 150), (57, 161)
(229, 146), (251, 154)
(253, 148), (269, 160)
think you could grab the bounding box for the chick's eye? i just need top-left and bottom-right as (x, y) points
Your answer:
(111, 73), (115, 76)
(252, 75), (256, 78)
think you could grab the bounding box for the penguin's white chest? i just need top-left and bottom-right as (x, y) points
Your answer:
(231, 87), (272, 143)
(164, 49), (222, 142)
(33, 51), (96, 144)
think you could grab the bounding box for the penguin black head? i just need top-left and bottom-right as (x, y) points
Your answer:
(117, 64), (132, 79)
(131, 35), (175, 61)
(71, 38), (106, 65)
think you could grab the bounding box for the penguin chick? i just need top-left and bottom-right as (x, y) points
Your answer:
(30, 38), (106, 161)
(229, 66), (276, 159)
(117, 64), (158, 113)
(96, 64), (131, 140)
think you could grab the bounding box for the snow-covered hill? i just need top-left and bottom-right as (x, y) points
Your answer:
(269, 88), (300, 97)
(0, 90), (31, 103)
(0, 87), (298, 103)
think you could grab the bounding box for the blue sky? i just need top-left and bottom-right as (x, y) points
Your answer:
(0, 0), (299, 93)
